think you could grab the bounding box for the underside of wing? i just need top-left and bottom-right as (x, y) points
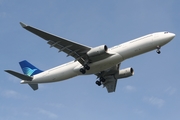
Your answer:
(20, 22), (91, 61)
(103, 76), (117, 93)
(20, 22), (114, 67)
(95, 64), (120, 93)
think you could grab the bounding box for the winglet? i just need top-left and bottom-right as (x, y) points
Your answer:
(20, 22), (27, 28)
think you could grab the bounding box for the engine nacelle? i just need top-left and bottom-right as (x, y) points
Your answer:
(87, 45), (108, 57)
(115, 67), (134, 79)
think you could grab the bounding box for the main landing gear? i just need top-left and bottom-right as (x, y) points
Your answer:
(156, 46), (161, 54)
(79, 64), (90, 74)
(95, 77), (106, 86)
(96, 81), (101, 86)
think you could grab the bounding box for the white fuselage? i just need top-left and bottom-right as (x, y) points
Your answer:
(21, 32), (175, 84)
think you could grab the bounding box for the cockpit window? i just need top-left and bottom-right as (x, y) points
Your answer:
(164, 31), (169, 34)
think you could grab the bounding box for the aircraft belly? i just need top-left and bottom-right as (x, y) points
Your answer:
(85, 54), (123, 74)
(30, 64), (78, 83)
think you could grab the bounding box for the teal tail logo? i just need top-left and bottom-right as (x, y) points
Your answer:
(19, 60), (43, 76)
(22, 67), (37, 76)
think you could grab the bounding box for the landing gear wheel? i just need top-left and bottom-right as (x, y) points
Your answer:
(95, 81), (101, 86)
(156, 50), (161, 54)
(84, 64), (90, 70)
(156, 46), (161, 54)
(80, 68), (86, 74)
(100, 77), (105, 82)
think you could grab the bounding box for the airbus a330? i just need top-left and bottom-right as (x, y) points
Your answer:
(5, 23), (175, 93)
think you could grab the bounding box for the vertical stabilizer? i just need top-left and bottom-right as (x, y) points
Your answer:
(19, 60), (43, 76)
(19, 60), (43, 91)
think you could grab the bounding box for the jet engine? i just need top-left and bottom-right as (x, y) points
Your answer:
(115, 67), (134, 79)
(87, 45), (108, 57)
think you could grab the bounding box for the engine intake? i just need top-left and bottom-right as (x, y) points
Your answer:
(115, 67), (134, 79)
(87, 45), (108, 57)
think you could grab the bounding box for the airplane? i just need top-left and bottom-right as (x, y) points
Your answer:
(5, 22), (175, 93)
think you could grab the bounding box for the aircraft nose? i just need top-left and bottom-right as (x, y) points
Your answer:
(168, 33), (175, 40)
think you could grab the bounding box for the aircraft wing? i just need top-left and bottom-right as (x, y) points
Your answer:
(96, 64), (120, 93)
(103, 76), (117, 93)
(20, 22), (91, 63)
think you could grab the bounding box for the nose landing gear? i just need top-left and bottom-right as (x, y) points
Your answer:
(156, 46), (161, 54)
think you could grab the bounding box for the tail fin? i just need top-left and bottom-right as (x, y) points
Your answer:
(19, 60), (43, 76)
(19, 60), (43, 91)
(5, 69), (38, 90)
(5, 60), (42, 91)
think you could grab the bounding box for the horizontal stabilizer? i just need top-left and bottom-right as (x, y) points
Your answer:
(20, 22), (27, 28)
(28, 84), (38, 90)
(5, 70), (33, 81)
